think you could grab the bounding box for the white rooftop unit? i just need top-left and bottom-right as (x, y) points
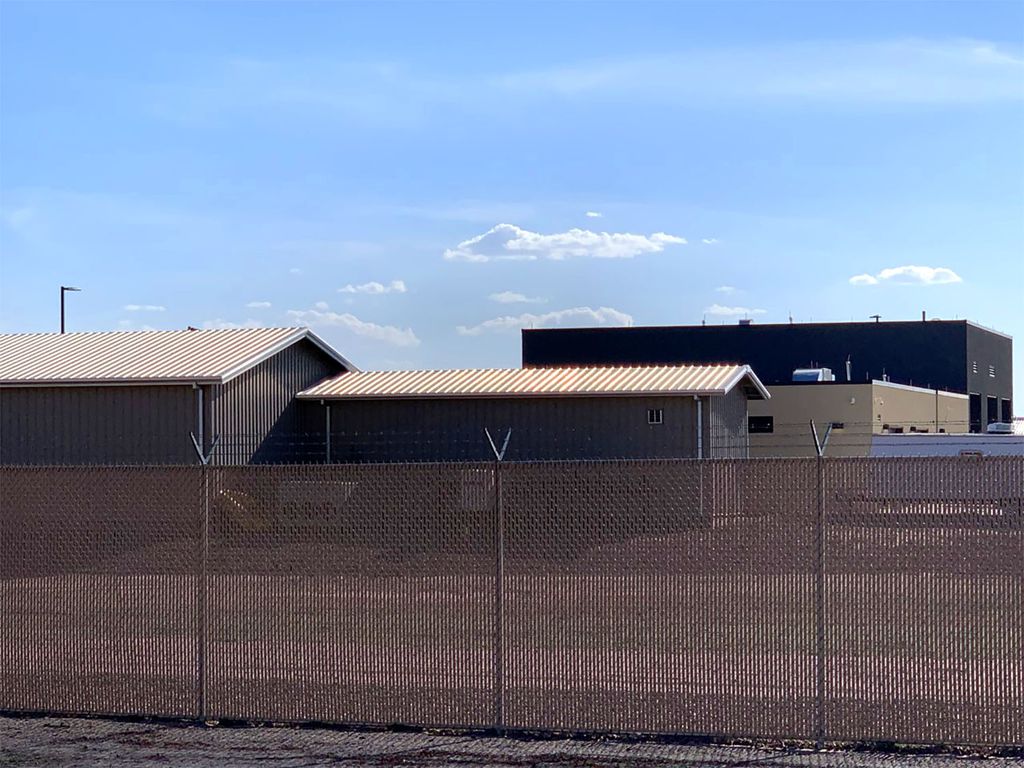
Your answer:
(792, 368), (835, 383)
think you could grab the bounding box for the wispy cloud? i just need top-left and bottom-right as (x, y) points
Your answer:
(202, 318), (264, 329)
(124, 304), (166, 312)
(339, 279), (407, 295)
(715, 285), (737, 294)
(489, 291), (546, 304)
(289, 267), (303, 275)
(498, 40), (1024, 105)
(585, 211), (603, 218)
(849, 265), (963, 286)
(701, 238), (720, 245)
(444, 224), (685, 262)
(286, 303), (419, 346)
(155, 39), (1023, 131)
(246, 301), (272, 309)
(704, 303), (767, 317)
(457, 306), (632, 336)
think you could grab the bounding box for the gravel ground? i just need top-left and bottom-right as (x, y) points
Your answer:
(2, 717), (1021, 768)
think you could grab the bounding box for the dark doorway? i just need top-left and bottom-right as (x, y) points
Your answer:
(969, 393), (981, 433)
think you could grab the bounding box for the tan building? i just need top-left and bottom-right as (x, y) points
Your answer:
(748, 380), (969, 458)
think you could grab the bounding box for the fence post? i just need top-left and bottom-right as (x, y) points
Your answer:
(493, 457), (505, 735)
(484, 427), (511, 736)
(198, 464), (210, 721)
(814, 454), (826, 748)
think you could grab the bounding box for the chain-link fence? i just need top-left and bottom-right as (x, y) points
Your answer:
(1, 457), (1021, 747)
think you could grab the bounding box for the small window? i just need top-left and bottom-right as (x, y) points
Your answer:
(988, 365), (996, 378)
(829, 422), (845, 430)
(647, 408), (663, 425)
(748, 416), (774, 434)
(888, 426), (904, 434)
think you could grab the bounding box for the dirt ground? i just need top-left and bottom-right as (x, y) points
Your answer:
(2, 717), (1021, 768)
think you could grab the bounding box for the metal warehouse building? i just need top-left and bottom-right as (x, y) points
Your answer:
(0, 328), (353, 465)
(522, 319), (1013, 431)
(298, 364), (769, 462)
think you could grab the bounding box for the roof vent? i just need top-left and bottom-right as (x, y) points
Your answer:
(738, 319), (753, 326)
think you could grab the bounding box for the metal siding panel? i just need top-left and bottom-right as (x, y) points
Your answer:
(327, 396), (700, 461)
(210, 340), (343, 465)
(520, 320), (999, 398)
(0, 385), (195, 465)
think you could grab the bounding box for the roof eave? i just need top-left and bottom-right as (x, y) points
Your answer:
(721, 365), (771, 400)
(0, 377), (221, 388)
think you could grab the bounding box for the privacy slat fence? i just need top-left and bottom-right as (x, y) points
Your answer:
(1, 457), (1021, 746)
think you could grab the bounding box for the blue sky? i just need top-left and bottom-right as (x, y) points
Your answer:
(1, 1), (1022, 396)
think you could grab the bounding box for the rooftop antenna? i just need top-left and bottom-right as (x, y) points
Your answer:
(701, 314), (706, 326)
(870, 314), (881, 323)
(788, 311), (793, 324)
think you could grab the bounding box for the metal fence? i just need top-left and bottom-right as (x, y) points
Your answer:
(1, 457), (1021, 747)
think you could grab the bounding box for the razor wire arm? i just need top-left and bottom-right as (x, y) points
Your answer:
(484, 428), (512, 462)
(190, 432), (221, 465)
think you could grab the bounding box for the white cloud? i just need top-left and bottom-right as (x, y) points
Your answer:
(339, 280), (407, 295)
(444, 223), (686, 262)
(202, 318), (264, 330)
(849, 274), (879, 286)
(715, 285), (737, 294)
(286, 304), (420, 347)
(123, 304), (166, 312)
(246, 301), (272, 309)
(701, 238), (720, 245)
(585, 211), (603, 218)
(289, 267), (302, 275)
(117, 319), (159, 331)
(849, 265), (963, 286)
(704, 304), (767, 317)
(457, 306), (633, 336)
(489, 291), (546, 304)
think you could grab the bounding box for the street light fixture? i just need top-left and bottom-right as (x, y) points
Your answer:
(60, 286), (81, 334)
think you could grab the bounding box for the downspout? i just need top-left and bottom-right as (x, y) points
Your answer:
(323, 399), (332, 464)
(193, 383), (204, 464)
(694, 395), (704, 459)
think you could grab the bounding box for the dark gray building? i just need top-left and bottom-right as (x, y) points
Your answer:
(297, 364), (769, 462)
(522, 319), (1013, 432)
(0, 327), (353, 465)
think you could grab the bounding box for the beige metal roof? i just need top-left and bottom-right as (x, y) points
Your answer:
(298, 364), (769, 400)
(0, 327), (354, 386)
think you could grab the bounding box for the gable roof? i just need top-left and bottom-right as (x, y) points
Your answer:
(0, 327), (354, 386)
(298, 364), (769, 400)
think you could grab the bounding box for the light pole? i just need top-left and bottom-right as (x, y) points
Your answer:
(60, 286), (81, 333)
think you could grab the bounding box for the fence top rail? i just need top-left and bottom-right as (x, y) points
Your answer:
(2, 455), (1022, 472)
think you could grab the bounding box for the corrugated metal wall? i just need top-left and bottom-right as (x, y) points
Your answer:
(208, 339), (341, 464)
(0, 385), (196, 465)
(705, 388), (749, 459)
(319, 395), (704, 462)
